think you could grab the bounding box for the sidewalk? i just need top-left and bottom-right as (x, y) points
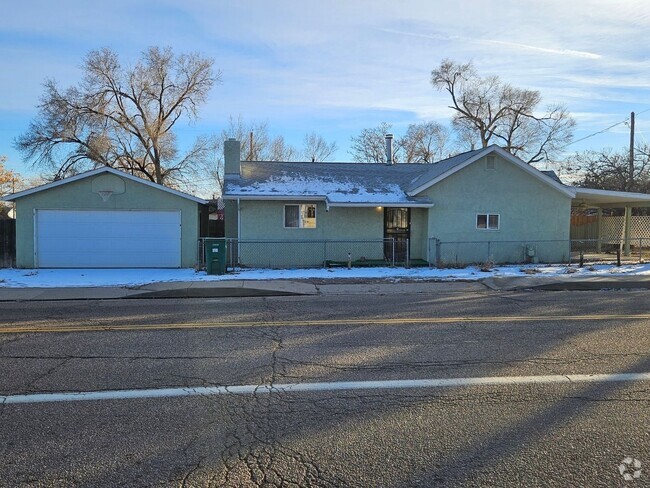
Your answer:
(0, 280), (318, 301)
(482, 275), (650, 291)
(1, 275), (650, 301)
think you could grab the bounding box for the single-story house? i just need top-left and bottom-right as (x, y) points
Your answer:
(222, 137), (650, 267)
(2, 167), (207, 268)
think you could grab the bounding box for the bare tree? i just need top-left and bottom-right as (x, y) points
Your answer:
(193, 117), (310, 197)
(0, 156), (22, 196)
(302, 132), (337, 161)
(267, 136), (297, 161)
(398, 121), (451, 163)
(0, 156), (24, 217)
(16, 47), (219, 187)
(431, 59), (574, 163)
(222, 116), (270, 161)
(221, 116), (298, 161)
(349, 122), (396, 163)
(564, 145), (650, 192)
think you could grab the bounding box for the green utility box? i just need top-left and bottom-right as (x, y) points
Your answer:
(204, 238), (227, 275)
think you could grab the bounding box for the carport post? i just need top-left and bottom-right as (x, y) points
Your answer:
(624, 206), (632, 256)
(596, 208), (602, 253)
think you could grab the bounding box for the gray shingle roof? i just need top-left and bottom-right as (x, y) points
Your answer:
(224, 148), (484, 205)
(541, 170), (563, 184)
(222, 145), (573, 204)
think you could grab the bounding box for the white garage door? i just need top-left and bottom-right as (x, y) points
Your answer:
(36, 210), (182, 268)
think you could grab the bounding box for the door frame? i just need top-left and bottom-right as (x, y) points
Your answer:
(383, 207), (411, 262)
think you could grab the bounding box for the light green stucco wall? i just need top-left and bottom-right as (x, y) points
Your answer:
(410, 208), (428, 262)
(419, 154), (572, 264)
(232, 154), (572, 267)
(14, 175), (200, 268)
(236, 201), (393, 267)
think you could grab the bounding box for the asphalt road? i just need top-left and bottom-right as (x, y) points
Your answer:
(0, 288), (649, 487)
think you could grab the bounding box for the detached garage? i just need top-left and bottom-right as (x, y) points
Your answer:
(3, 167), (206, 268)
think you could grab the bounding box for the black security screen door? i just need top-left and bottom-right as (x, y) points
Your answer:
(384, 207), (410, 263)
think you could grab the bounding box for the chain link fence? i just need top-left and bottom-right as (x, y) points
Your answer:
(430, 238), (650, 267)
(198, 238), (408, 270)
(198, 237), (650, 270)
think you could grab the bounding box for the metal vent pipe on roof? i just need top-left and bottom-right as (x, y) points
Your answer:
(385, 134), (394, 165)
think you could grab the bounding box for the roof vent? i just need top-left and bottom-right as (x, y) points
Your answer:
(486, 154), (496, 170)
(385, 134), (394, 165)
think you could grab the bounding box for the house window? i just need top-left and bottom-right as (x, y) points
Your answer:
(284, 204), (317, 228)
(477, 213), (500, 230)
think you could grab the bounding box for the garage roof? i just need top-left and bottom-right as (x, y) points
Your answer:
(1, 167), (207, 204)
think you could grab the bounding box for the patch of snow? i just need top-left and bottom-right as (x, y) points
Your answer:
(1, 263), (650, 288)
(229, 175), (409, 203)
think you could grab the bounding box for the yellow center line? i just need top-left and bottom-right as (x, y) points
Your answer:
(0, 313), (649, 334)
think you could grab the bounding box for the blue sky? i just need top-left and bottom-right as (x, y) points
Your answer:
(1, 0), (649, 178)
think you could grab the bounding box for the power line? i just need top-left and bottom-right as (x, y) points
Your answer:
(563, 107), (650, 149)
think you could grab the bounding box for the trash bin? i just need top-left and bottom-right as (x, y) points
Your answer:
(204, 238), (227, 275)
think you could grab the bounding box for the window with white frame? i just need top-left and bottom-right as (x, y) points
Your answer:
(476, 213), (500, 230)
(284, 204), (317, 228)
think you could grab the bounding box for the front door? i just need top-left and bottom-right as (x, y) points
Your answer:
(384, 207), (410, 263)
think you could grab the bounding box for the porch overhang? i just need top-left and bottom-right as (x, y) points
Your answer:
(325, 201), (435, 209)
(572, 188), (650, 208)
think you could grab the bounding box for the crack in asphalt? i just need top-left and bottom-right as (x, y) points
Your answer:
(23, 357), (72, 392)
(191, 298), (350, 487)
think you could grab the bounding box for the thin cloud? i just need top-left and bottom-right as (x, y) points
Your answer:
(381, 28), (601, 60)
(482, 39), (601, 60)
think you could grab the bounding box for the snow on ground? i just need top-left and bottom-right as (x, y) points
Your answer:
(1, 264), (650, 288)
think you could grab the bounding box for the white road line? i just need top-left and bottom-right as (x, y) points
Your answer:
(3, 373), (650, 405)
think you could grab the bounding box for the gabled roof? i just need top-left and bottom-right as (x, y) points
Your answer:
(406, 145), (575, 198)
(1, 166), (207, 204)
(223, 145), (576, 205)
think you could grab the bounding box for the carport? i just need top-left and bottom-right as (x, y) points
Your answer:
(572, 188), (650, 256)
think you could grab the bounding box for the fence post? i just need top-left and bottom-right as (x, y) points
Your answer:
(391, 238), (395, 267)
(487, 241), (491, 263)
(617, 249), (621, 267)
(596, 208), (602, 253)
(624, 206), (631, 256)
(323, 240), (327, 268)
(639, 237), (643, 264)
(436, 239), (441, 268)
(406, 238), (410, 268)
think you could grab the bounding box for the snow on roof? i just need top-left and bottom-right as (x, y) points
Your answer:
(228, 173), (421, 204)
(223, 146), (572, 204)
(225, 160), (438, 205)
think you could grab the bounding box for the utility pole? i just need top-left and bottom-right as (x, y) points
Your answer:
(629, 111), (635, 190)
